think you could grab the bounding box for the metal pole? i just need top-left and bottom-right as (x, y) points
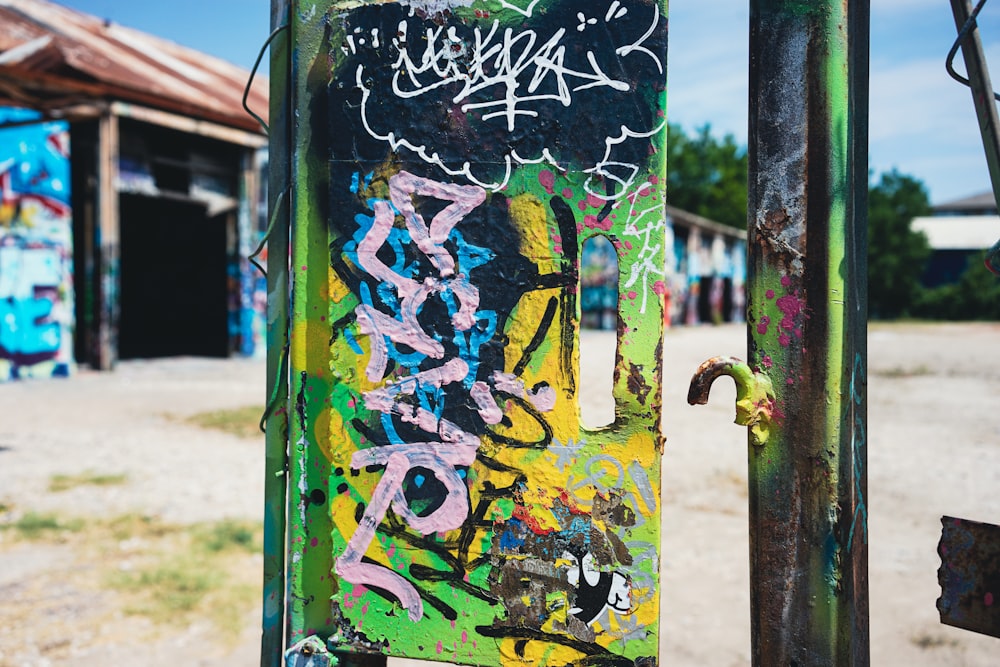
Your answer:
(948, 0), (1000, 274)
(950, 0), (1000, 211)
(262, 1), (291, 665)
(746, 0), (869, 663)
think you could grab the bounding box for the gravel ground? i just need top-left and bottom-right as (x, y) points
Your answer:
(3, 322), (1000, 665)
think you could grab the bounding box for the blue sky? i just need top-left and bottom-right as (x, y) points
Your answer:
(57, 0), (1000, 205)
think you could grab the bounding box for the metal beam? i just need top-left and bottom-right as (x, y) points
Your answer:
(744, 1), (870, 662)
(110, 101), (267, 148)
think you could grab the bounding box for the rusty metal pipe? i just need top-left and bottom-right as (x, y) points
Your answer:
(744, 0), (870, 663)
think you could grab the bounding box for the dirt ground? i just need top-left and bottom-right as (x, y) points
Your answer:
(2, 322), (1000, 665)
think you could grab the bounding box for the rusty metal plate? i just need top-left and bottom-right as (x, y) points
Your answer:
(938, 515), (1000, 638)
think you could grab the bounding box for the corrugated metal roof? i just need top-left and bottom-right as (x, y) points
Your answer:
(933, 190), (998, 214)
(911, 215), (1000, 250)
(0, 0), (267, 133)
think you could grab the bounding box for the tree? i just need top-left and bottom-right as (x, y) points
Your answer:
(913, 253), (1000, 320)
(867, 169), (932, 319)
(667, 123), (748, 229)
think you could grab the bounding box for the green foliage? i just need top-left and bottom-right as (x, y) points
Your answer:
(667, 123), (748, 228)
(913, 253), (1000, 320)
(867, 170), (932, 319)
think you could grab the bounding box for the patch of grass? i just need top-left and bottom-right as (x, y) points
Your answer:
(0, 509), (261, 640)
(2, 512), (84, 539)
(192, 518), (260, 553)
(48, 471), (128, 493)
(182, 405), (265, 440)
(207, 579), (258, 634)
(911, 631), (958, 650)
(107, 516), (263, 636)
(114, 555), (215, 619)
(874, 364), (933, 379)
(105, 513), (178, 541)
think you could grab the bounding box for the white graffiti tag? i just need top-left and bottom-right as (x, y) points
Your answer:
(349, 1), (665, 194)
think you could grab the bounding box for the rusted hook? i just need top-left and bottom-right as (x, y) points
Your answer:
(688, 356), (775, 447)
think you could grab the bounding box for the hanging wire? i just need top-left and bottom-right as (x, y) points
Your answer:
(252, 186), (290, 430)
(947, 0), (1000, 100)
(243, 23), (288, 134)
(260, 344), (290, 434)
(249, 186), (289, 278)
(244, 21), (292, 433)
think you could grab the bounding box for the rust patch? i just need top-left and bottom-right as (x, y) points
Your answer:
(756, 208), (805, 265)
(626, 363), (652, 406)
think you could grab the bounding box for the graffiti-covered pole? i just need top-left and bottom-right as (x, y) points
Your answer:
(277, 1), (666, 665)
(746, 0), (869, 663)
(262, 1), (291, 665)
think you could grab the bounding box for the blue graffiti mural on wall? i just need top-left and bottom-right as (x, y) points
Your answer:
(0, 107), (73, 380)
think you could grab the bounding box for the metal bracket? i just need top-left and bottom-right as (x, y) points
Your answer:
(938, 515), (1000, 638)
(284, 636), (338, 667)
(688, 356), (775, 447)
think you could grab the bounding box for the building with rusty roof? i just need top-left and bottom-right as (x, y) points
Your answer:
(0, 0), (268, 379)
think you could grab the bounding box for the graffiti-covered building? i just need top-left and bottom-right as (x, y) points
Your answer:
(0, 108), (73, 377)
(664, 205), (747, 326)
(0, 0), (268, 380)
(581, 204), (746, 328)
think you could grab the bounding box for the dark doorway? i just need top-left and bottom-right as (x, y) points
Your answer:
(722, 277), (734, 323)
(70, 121), (99, 368)
(118, 194), (228, 358)
(697, 276), (714, 324)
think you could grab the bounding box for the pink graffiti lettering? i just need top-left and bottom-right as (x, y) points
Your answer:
(339, 171), (554, 621)
(353, 174), (487, 380)
(389, 171), (486, 279)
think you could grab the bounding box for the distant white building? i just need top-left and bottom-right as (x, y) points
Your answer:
(910, 191), (999, 287)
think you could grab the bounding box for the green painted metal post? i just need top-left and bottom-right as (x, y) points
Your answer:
(277, 2), (667, 665)
(263, 1), (291, 665)
(746, 1), (869, 663)
(691, 0), (870, 663)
